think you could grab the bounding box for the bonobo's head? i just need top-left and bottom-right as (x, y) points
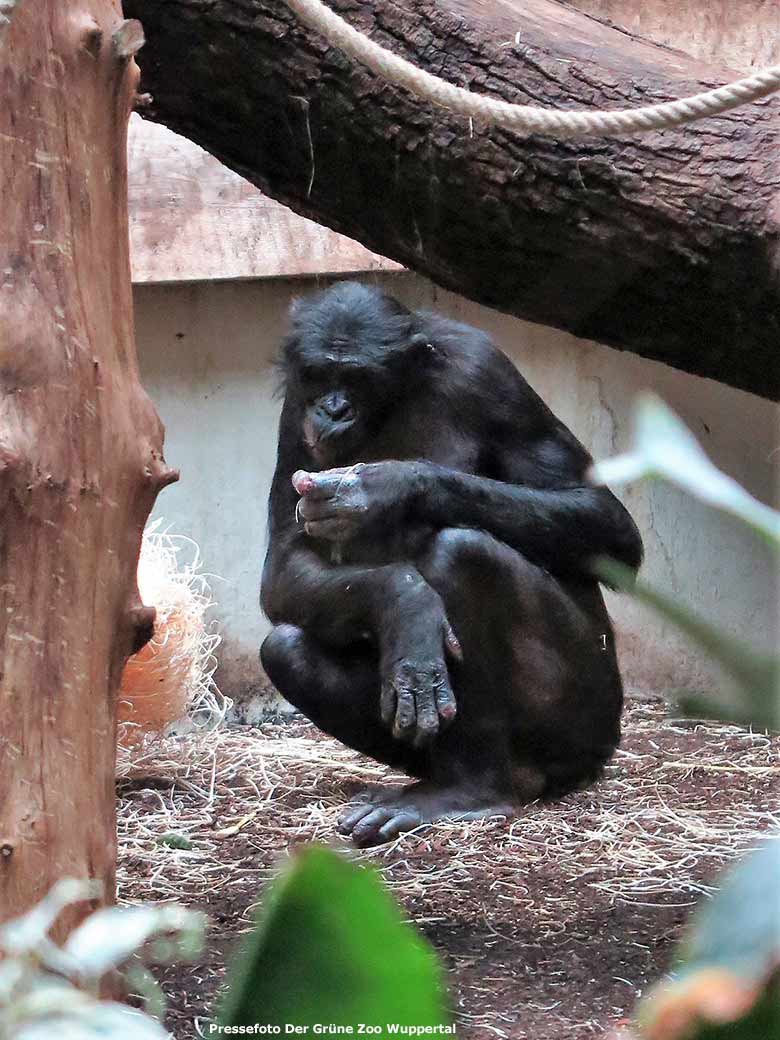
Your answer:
(281, 281), (431, 465)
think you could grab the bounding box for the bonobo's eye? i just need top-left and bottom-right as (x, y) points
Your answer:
(407, 332), (437, 360)
(298, 362), (325, 388)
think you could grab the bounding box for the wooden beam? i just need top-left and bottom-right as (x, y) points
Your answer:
(126, 0), (780, 398)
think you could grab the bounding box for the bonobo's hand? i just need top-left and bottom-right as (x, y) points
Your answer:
(379, 575), (461, 748)
(292, 461), (424, 543)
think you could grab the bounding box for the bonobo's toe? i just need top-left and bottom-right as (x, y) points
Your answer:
(337, 781), (515, 846)
(336, 803), (376, 834)
(344, 805), (423, 847)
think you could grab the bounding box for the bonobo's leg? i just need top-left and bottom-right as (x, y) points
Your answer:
(260, 624), (428, 776)
(338, 527), (623, 846)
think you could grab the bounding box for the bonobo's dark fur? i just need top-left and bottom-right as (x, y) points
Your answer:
(260, 282), (643, 846)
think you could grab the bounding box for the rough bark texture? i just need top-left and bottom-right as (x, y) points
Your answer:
(0, 1), (176, 933)
(124, 0), (780, 399)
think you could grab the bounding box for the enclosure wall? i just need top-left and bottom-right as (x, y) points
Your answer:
(133, 275), (779, 717)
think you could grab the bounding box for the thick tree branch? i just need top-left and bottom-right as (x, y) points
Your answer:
(125, 0), (780, 399)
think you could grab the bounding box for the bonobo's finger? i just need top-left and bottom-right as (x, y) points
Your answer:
(298, 496), (346, 522)
(443, 619), (463, 662)
(298, 467), (359, 500)
(304, 519), (351, 541)
(380, 681), (397, 728)
(413, 694), (439, 748)
(435, 679), (458, 724)
(337, 803), (375, 834)
(393, 687), (417, 740)
(291, 470), (316, 495)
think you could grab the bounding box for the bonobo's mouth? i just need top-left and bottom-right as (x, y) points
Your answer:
(303, 415), (358, 466)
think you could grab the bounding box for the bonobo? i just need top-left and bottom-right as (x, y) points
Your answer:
(260, 281), (642, 846)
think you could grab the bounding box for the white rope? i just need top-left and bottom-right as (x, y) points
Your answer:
(282, 0), (780, 136)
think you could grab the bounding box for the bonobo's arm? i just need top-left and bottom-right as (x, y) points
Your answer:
(296, 451), (642, 579)
(413, 457), (642, 577)
(296, 336), (641, 577)
(262, 469), (460, 746)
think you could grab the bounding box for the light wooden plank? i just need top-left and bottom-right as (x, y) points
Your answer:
(128, 116), (401, 284)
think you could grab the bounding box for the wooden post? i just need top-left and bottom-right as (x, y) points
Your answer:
(0, 1), (176, 935)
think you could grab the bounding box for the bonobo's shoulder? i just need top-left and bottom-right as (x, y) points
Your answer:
(418, 311), (548, 416)
(418, 312), (495, 364)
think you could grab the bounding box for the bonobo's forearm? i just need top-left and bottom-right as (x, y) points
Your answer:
(262, 541), (423, 646)
(262, 536), (460, 745)
(413, 466), (642, 574)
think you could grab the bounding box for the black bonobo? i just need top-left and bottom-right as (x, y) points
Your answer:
(260, 281), (642, 846)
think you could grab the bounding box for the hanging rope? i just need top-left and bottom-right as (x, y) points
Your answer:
(282, 0), (780, 137)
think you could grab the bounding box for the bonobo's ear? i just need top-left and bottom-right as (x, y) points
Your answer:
(288, 295), (309, 326)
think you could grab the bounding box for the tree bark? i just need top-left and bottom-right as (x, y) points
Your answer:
(124, 0), (780, 400)
(0, 1), (176, 935)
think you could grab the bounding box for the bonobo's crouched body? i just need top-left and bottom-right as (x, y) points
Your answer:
(260, 282), (643, 846)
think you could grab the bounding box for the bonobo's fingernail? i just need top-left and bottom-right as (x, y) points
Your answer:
(446, 631), (463, 660)
(292, 470), (314, 493)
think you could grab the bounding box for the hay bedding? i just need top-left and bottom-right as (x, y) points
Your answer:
(117, 521), (226, 756)
(115, 700), (779, 1040)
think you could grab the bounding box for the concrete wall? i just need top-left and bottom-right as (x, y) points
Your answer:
(133, 274), (779, 716)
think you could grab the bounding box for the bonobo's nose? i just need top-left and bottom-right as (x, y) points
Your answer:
(320, 392), (354, 422)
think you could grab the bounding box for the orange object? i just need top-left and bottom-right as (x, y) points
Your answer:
(118, 522), (221, 746)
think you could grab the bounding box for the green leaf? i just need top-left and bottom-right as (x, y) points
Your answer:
(0, 879), (101, 960)
(12, 1003), (171, 1040)
(64, 903), (205, 979)
(590, 394), (780, 547)
(686, 981), (780, 1040)
(595, 558), (780, 730)
(217, 846), (448, 1033)
(156, 831), (193, 850)
(675, 840), (780, 980)
(637, 843), (780, 1040)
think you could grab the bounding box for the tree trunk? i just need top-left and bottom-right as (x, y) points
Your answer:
(125, 0), (780, 400)
(0, 1), (176, 935)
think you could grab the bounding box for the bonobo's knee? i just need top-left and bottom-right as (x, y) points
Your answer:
(419, 527), (520, 588)
(260, 623), (304, 688)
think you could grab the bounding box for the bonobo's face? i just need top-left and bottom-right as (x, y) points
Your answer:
(283, 282), (418, 466)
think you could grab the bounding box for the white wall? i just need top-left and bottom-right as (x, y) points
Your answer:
(133, 274), (779, 714)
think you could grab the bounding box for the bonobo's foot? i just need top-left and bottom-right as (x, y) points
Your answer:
(337, 781), (513, 847)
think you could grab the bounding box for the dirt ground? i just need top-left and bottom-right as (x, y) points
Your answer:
(116, 699), (779, 1039)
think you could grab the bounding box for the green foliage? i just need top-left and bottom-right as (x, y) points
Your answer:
(596, 557), (779, 730)
(1, 852), (447, 1039)
(675, 839), (780, 980)
(591, 393), (780, 730)
(591, 395), (780, 1039)
(0, 880), (205, 1040)
(590, 392), (780, 547)
(218, 846), (449, 1034)
(637, 842), (780, 1040)
(156, 831), (193, 850)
